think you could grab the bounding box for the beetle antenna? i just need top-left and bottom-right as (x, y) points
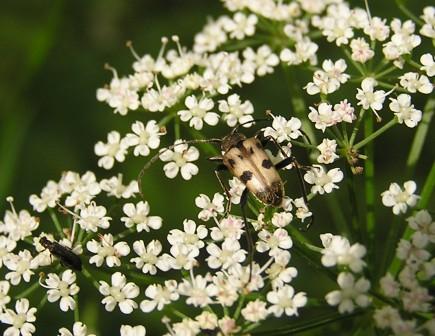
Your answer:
(138, 138), (222, 198)
(230, 118), (270, 135)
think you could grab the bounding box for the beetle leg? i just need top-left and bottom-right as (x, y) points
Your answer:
(240, 187), (254, 284)
(214, 164), (232, 215)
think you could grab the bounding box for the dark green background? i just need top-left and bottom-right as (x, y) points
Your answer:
(1, 1), (433, 335)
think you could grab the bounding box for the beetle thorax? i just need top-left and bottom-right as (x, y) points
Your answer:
(221, 133), (246, 153)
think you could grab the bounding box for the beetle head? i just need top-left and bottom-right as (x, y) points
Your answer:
(220, 132), (246, 153)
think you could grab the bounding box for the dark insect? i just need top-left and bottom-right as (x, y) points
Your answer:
(39, 236), (82, 271)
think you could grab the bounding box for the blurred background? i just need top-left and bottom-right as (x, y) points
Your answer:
(0, 0), (433, 335)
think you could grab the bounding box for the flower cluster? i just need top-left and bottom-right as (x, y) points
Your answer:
(374, 210), (434, 335)
(1, 0), (434, 335)
(320, 234), (371, 314)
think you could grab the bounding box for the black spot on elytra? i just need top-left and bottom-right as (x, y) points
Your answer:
(240, 170), (253, 183)
(228, 158), (236, 168)
(238, 154), (244, 160)
(262, 159), (273, 169)
(249, 147), (254, 154)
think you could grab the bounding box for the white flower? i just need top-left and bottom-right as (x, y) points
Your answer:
(406, 210), (435, 243)
(381, 180), (419, 215)
(87, 234), (130, 267)
(241, 299), (268, 322)
(77, 203), (111, 232)
(263, 115), (302, 143)
(172, 318), (200, 336)
(94, 131), (128, 169)
(99, 272), (139, 314)
(379, 273), (400, 298)
(29, 180), (61, 212)
(271, 211), (293, 228)
(123, 120), (164, 156)
(58, 322), (96, 336)
(140, 280), (179, 312)
(304, 59), (349, 95)
(420, 53), (435, 77)
(256, 228), (292, 258)
(363, 17), (390, 41)
(1, 207), (39, 242)
(121, 201), (162, 232)
(210, 215), (244, 241)
(399, 72), (433, 94)
(0, 281), (11, 310)
(178, 274), (217, 308)
(193, 17), (227, 54)
(304, 165), (344, 195)
(100, 174), (139, 199)
(308, 103), (338, 132)
(228, 177), (245, 204)
(0, 236), (16, 267)
(280, 38), (318, 66)
(389, 94), (422, 128)
(266, 253), (298, 289)
(420, 6), (435, 38)
(161, 244), (199, 271)
(167, 219), (208, 252)
(218, 94), (254, 127)
(223, 12), (257, 40)
(61, 171), (101, 208)
(325, 272), (371, 314)
(4, 250), (37, 285)
(120, 325), (146, 336)
(0, 298), (37, 336)
(206, 239), (246, 269)
(96, 75), (139, 115)
(317, 138), (339, 164)
(159, 140), (199, 180)
(195, 312), (218, 331)
(45, 270), (80, 312)
(195, 193), (225, 221)
(373, 306), (401, 329)
(178, 95), (219, 130)
(267, 285), (307, 317)
(350, 38), (374, 63)
(334, 99), (355, 123)
(356, 77), (387, 120)
(320, 233), (367, 273)
(130, 240), (166, 274)
(243, 45), (279, 76)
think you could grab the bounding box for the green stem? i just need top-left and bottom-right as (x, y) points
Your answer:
(15, 281), (40, 299)
(74, 295), (80, 321)
(353, 118), (397, 150)
(82, 267), (100, 290)
(158, 113), (176, 127)
(349, 109), (366, 147)
(364, 113), (375, 242)
(290, 140), (317, 150)
(374, 66), (397, 80)
(377, 81), (407, 93)
(114, 227), (135, 241)
(406, 98), (435, 176)
(233, 294), (246, 320)
(252, 311), (365, 335)
(395, 0), (425, 25)
(38, 295), (48, 310)
(49, 208), (64, 237)
(174, 117), (181, 140)
(281, 65), (318, 146)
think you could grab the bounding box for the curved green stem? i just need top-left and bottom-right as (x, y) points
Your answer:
(354, 118), (397, 150)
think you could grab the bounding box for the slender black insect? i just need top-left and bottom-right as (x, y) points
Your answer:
(39, 237), (82, 271)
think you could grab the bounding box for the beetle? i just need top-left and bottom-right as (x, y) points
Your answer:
(39, 236), (82, 271)
(138, 119), (312, 231)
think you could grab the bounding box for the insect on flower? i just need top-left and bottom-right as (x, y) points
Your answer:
(139, 117), (313, 226)
(39, 237), (82, 271)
